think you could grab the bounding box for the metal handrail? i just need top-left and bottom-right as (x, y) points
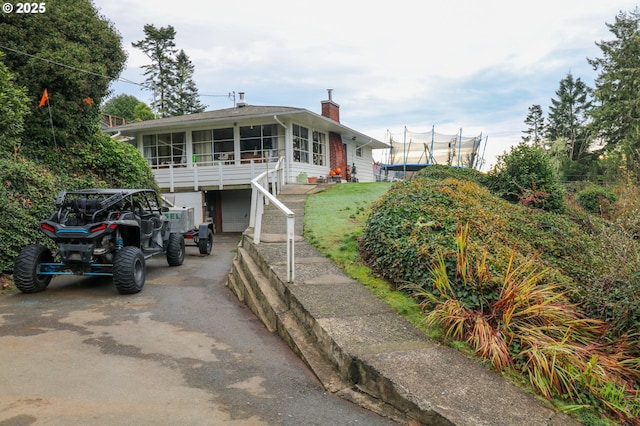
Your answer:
(249, 157), (295, 282)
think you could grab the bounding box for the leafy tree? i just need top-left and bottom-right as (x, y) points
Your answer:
(132, 24), (178, 118)
(133, 102), (155, 121)
(103, 94), (153, 123)
(171, 49), (206, 116)
(0, 53), (28, 156)
(102, 94), (140, 123)
(546, 72), (593, 161)
(0, 0), (127, 149)
(588, 8), (640, 176)
(521, 104), (545, 147)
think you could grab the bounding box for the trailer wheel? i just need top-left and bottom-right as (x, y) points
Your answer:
(167, 233), (185, 266)
(13, 244), (53, 293)
(113, 246), (145, 294)
(198, 228), (214, 255)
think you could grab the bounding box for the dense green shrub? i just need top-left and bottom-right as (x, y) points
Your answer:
(359, 173), (640, 338)
(488, 143), (566, 213)
(360, 177), (584, 293)
(576, 185), (618, 215)
(0, 158), (58, 272)
(74, 134), (158, 190)
(0, 53), (28, 154)
(23, 135), (158, 191)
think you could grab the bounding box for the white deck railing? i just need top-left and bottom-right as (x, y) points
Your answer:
(154, 159), (277, 192)
(249, 157), (295, 282)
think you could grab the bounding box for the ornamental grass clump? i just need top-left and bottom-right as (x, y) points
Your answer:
(411, 224), (640, 423)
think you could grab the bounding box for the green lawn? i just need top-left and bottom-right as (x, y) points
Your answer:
(303, 182), (430, 332)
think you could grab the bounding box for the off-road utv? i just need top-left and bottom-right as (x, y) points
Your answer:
(13, 188), (185, 294)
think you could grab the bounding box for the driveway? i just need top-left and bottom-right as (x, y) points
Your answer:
(0, 233), (396, 425)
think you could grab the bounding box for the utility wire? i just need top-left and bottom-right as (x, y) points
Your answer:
(0, 44), (234, 106)
(0, 43), (145, 87)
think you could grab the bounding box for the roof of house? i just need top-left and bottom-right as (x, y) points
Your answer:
(105, 104), (388, 149)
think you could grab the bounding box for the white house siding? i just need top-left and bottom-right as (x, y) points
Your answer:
(351, 145), (375, 182)
(287, 163), (329, 183)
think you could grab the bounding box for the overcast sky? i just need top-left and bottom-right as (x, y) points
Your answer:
(93, 0), (639, 169)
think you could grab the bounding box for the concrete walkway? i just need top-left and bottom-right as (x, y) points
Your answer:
(228, 184), (579, 426)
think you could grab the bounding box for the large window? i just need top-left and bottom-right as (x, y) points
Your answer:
(239, 124), (278, 163)
(143, 132), (186, 167)
(294, 125), (326, 165)
(293, 124), (309, 163)
(192, 127), (234, 164)
(312, 131), (326, 165)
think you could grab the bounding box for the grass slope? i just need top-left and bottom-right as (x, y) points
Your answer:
(303, 181), (429, 331)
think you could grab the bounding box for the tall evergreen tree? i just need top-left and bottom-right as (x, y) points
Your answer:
(170, 50), (205, 116)
(132, 25), (178, 118)
(588, 8), (640, 173)
(522, 104), (546, 147)
(546, 73), (592, 161)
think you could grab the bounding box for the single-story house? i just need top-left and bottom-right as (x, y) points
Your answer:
(104, 90), (388, 233)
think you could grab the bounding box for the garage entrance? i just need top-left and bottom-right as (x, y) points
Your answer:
(206, 189), (251, 233)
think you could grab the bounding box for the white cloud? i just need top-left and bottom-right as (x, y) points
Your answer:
(97, 0), (640, 168)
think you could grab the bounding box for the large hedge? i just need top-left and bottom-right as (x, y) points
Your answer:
(0, 158), (58, 272)
(359, 167), (640, 337)
(360, 176), (585, 290)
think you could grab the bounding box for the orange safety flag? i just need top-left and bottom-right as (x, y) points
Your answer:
(39, 89), (48, 107)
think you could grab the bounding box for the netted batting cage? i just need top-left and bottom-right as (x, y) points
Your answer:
(374, 127), (487, 180)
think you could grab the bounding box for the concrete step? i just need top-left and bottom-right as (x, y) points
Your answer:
(227, 242), (353, 395)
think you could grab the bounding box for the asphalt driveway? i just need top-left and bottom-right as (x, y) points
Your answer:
(0, 233), (396, 425)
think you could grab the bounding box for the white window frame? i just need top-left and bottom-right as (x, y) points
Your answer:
(293, 124), (310, 163)
(143, 132), (186, 168)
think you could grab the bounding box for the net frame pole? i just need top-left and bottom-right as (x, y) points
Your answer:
(474, 132), (483, 169)
(430, 125), (435, 165)
(457, 128), (462, 167)
(403, 126), (407, 177)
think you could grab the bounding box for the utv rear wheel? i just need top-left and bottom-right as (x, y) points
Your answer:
(13, 244), (53, 293)
(198, 228), (214, 255)
(113, 246), (145, 294)
(167, 233), (185, 266)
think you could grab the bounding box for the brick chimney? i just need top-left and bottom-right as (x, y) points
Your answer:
(321, 89), (340, 122)
(323, 89), (346, 179)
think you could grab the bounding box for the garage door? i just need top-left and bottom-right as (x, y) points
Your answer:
(221, 190), (251, 232)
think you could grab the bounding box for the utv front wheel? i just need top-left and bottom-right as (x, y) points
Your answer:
(13, 244), (53, 293)
(167, 233), (185, 266)
(113, 246), (145, 294)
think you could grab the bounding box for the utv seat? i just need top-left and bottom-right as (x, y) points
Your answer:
(72, 198), (104, 223)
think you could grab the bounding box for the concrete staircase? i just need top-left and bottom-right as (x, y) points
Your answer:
(226, 184), (412, 421)
(226, 184), (347, 381)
